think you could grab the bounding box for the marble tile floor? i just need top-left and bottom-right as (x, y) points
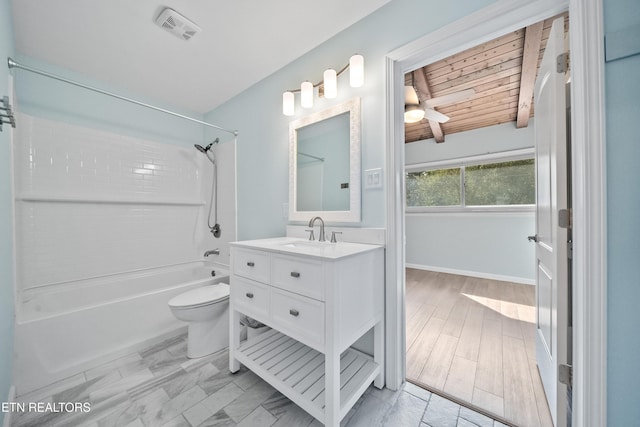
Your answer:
(10, 333), (510, 427)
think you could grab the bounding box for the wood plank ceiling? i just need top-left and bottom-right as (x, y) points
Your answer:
(404, 13), (568, 144)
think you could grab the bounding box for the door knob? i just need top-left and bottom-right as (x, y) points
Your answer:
(528, 235), (539, 243)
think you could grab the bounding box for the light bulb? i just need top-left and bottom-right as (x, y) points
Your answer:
(404, 105), (425, 123)
(301, 81), (313, 108)
(323, 69), (337, 98)
(282, 91), (294, 116)
(349, 54), (364, 88)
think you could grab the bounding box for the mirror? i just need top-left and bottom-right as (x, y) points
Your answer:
(289, 97), (361, 222)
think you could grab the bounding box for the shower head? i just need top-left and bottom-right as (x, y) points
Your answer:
(195, 138), (219, 164)
(194, 138), (219, 154)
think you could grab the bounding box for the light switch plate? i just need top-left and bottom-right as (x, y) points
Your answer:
(364, 168), (383, 189)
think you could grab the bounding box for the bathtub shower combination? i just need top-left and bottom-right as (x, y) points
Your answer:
(15, 261), (230, 393)
(12, 109), (237, 395)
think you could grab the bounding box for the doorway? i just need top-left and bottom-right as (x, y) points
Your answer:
(401, 16), (561, 426)
(383, 1), (606, 426)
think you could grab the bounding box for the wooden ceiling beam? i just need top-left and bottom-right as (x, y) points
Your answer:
(516, 22), (544, 128)
(413, 69), (445, 143)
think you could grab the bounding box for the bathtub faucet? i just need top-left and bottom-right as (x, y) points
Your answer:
(204, 249), (220, 257)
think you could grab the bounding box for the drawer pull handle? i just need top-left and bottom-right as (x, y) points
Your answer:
(246, 262), (255, 267)
(290, 272), (300, 278)
(245, 292), (254, 299)
(289, 309), (299, 317)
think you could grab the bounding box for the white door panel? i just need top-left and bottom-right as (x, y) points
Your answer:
(537, 263), (553, 354)
(534, 16), (569, 427)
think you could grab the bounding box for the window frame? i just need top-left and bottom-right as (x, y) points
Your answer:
(405, 148), (535, 213)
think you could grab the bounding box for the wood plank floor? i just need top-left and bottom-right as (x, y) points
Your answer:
(405, 268), (553, 427)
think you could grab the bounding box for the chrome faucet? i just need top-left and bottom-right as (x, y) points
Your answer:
(308, 216), (326, 242)
(204, 249), (220, 257)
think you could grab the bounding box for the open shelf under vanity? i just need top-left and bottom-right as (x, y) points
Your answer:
(235, 328), (380, 422)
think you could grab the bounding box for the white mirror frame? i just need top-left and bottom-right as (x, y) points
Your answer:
(288, 97), (361, 223)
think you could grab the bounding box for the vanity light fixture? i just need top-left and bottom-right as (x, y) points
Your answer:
(349, 54), (364, 88)
(301, 81), (314, 108)
(282, 91), (295, 115)
(282, 54), (364, 116)
(323, 69), (337, 99)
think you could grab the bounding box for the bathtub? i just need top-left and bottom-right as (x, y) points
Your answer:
(14, 261), (229, 395)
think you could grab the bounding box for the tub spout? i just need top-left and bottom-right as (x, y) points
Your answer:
(204, 249), (220, 257)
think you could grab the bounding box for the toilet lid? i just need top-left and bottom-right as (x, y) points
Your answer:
(168, 283), (229, 308)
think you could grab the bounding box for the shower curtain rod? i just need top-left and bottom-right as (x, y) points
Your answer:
(7, 57), (238, 136)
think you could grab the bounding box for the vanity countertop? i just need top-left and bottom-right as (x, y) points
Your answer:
(229, 237), (382, 260)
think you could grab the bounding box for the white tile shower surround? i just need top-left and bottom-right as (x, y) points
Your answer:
(13, 113), (237, 290)
(12, 113), (237, 393)
(9, 334), (509, 427)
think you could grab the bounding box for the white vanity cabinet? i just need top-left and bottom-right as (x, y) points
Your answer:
(229, 238), (384, 426)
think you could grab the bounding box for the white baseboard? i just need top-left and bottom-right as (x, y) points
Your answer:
(405, 263), (534, 285)
(3, 385), (15, 427)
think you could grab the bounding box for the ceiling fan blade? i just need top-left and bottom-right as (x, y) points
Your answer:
(404, 86), (419, 105)
(424, 108), (450, 123)
(425, 88), (475, 108)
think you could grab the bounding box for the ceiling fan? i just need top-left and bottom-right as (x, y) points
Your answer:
(404, 85), (475, 124)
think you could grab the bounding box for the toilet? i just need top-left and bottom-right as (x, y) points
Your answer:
(168, 283), (230, 358)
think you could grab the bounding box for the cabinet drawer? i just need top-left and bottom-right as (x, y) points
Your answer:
(232, 248), (270, 283)
(231, 276), (270, 321)
(271, 289), (324, 348)
(271, 254), (324, 301)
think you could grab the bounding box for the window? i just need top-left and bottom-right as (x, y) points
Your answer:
(465, 159), (535, 206)
(405, 153), (535, 210)
(406, 167), (461, 207)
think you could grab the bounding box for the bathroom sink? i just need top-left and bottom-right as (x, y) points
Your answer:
(279, 240), (332, 249)
(231, 237), (380, 260)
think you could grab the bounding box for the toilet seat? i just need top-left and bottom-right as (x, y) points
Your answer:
(168, 283), (229, 309)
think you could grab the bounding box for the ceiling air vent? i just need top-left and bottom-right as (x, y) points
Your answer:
(155, 8), (201, 41)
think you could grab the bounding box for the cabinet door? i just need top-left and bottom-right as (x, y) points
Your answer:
(271, 288), (325, 351)
(232, 248), (270, 283)
(231, 276), (270, 322)
(271, 254), (324, 301)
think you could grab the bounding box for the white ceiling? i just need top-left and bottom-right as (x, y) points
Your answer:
(11, 0), (391, 113)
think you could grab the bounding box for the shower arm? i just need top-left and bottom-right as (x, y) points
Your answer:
(7, 57), (238, 136)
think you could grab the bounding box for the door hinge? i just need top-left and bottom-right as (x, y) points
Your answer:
(567, 239), (573, 259)
(559, 363), (573, 386)
(559, 208), (572, 229)
(557, 52), (570, 73)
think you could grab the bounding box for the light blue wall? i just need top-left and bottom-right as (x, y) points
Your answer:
(406, 212), (535, 281)
(204, 0), (497, 240)
(603, 0), (640, 424)
(405, 121), (535, 164)
(0, 0), (15, 417)
(13, 55), (204, 147)
(405, 122), (536, 282)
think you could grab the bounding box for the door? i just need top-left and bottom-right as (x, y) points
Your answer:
(533, 16), (569, 427)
